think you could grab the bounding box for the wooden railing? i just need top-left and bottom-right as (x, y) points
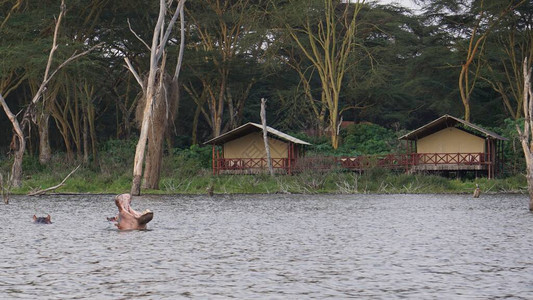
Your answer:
(338, 153), (486, 170)
(338, 154), (411, 170)
(412, 152), (484, 165)
(214, 152), (488, 173)
(218, 158), (288, 170)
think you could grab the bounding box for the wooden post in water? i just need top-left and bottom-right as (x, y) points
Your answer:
(216, 147), (220, 175)
(260, 98), (274, 176)
(287, 142), (294, 175)
(212, 145), (216, 176)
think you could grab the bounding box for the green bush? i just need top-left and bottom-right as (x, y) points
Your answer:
(497, 118), (526, 176)
(287, 131), (328, 146)
(339, 123), (398, 155)
(173, 145), (212, 168)
(21, 154), (46, 173)
(99, 139), (137, 164)
(97, 139), (137, 176)
(162, 145), (213, 179)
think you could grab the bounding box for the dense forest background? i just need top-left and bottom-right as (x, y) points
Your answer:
(0, 0), (531, 171)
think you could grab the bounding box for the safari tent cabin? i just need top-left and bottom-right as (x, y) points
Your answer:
(204, 123), (311, 174)
(398, 115), (507, 178)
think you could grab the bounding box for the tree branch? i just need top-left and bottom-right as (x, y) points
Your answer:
(173, 0), (187, 81)
(27, 165), (81, 196)
(124, 57), (145, 92)
(128, 18), (151, 51)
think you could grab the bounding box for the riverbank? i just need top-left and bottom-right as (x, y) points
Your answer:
(1, 142), (528, 196)
(6, 165), (528, 195)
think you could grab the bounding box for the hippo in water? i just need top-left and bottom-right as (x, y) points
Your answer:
(108, 193), (153, 230)
(33, 214), (52, 224)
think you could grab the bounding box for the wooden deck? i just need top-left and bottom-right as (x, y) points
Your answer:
(216, 158), (290, 174)
(213, 152), (492, 175)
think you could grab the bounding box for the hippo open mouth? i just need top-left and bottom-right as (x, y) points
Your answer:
(110, 193), (153, 230)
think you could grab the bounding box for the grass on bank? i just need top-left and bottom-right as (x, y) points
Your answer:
(0, 139), (528, 195)
(1, 159), (528, 195)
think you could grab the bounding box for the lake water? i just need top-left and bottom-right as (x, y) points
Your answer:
(1, 193), (532, 299)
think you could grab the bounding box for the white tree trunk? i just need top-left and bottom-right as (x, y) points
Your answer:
(127, 0), (187, 195)
(0, 93), (25, 187)
(261, 98), (274, 176)
(517, 58), (533, 211)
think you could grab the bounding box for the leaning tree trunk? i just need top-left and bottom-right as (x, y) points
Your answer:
(131, 81), (156, 195)
(10, 135), (24, 188)
(0, 93), (25, 187)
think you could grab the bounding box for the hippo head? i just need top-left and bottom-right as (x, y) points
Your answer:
(112, 193), (153, 230)
(33, 214), (52, 224)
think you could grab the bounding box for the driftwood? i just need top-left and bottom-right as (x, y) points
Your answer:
(28, 165), (81, 196)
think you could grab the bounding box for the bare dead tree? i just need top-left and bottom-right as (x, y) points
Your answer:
(516, 57), (533, 211)
(124, 0), (187, 195)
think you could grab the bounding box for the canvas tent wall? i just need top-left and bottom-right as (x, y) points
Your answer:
(204, 123), (311, 174)
(398, 115), (507, 178)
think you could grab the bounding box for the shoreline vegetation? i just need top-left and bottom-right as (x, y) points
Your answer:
(5, 171), (529, 196)
(1, 139), (527, 196)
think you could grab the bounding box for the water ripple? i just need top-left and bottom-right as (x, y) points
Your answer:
(1, 193), (532, 298)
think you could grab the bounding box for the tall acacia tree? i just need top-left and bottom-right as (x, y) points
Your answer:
(280, 0), (364, 149)
(421, 0), (525, 121)
(125, 0), (186, 195)
(483, 2), (533, 120)
(0, 0), (97, 187)
(1, 1), (113, 166)
(184, 0), (266, 138)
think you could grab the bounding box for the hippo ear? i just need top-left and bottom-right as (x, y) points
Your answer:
(138, 211), (153, 225)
